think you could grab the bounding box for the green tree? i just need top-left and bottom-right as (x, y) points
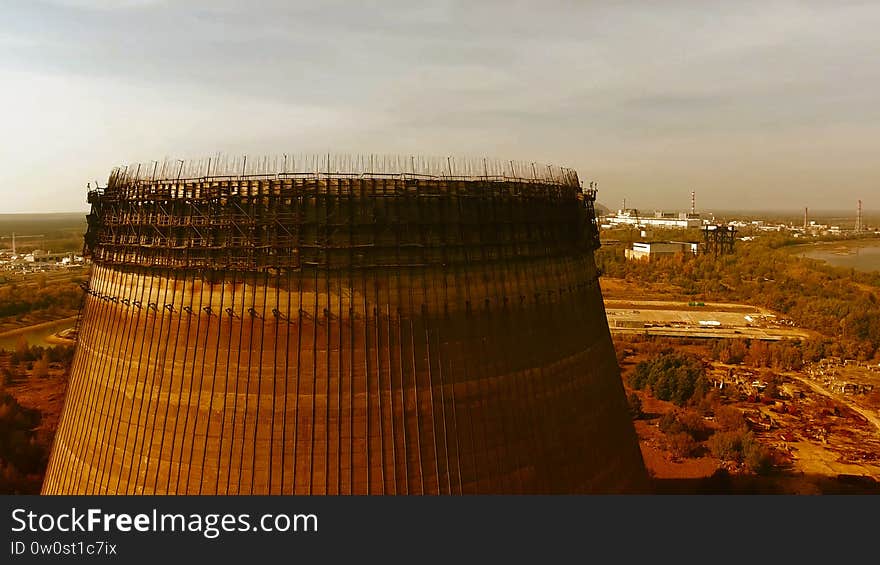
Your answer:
(715, 405), (747, 432)
(14, 337), (30, 362)
(708, 430), (744, 461)
(627, 392), (643, 419)
(742, 434), (772, 474)
(32, 354), (50, 380)
(630, 353), (707, 405)
(667, 432), (698, 459)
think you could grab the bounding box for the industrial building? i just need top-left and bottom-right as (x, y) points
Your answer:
(604, 209), (704, 229)
(625, 241), (699, 261)
(43, 154), (647, 495)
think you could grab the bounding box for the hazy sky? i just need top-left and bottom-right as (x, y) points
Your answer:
(1, 0), (878, 213)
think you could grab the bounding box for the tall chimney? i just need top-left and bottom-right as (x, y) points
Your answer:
(856, 200), (863, 232)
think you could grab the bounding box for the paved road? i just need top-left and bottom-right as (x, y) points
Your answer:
(604, 299), (810, 341)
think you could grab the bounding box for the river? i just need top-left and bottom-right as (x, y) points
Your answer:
(0, 317), (77, 351)
(797, 242), (880, 273)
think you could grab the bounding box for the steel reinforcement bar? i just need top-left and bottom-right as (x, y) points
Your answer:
(106, 154), (580, 187)
(85, 176), (601, 271)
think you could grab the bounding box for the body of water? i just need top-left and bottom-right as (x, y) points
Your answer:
(798, 243), (880, 272)
(0, 318), (76, 351)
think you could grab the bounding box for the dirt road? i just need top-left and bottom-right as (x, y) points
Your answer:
(789, 373), (880, 433)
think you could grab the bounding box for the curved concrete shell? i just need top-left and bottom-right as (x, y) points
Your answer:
(43, 156), (646, 494)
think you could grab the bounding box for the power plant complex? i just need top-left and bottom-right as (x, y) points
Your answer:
(42, 155), (646, 495)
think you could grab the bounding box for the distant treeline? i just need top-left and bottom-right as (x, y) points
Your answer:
(0, 213), (86, 253)
(7, 341), (76, 372)
(711, 211), (880, 227)
(0, 213), (86, 236)
(0, 278), (84, 319)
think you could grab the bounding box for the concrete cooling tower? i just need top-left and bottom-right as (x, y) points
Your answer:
(43, 155), (647, 494)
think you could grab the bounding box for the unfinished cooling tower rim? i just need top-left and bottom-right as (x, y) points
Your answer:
(105, 154), (584, 188)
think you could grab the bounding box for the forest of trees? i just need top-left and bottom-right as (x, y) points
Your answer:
(0, 342), (74, 493)
(629, 353), (708, 405)
(597, 232), (880, 360)
(5, 340), (76, 380)
(627, 350), (773, 473)
(0, 277), (83, 320)
(0, 389), (46, 494)
(710, 338), (807, 371)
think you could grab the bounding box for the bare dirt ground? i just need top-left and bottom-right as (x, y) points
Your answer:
(618, 341), (723, 481)
(600, 277), (685, 301)
(764, 375), (880, 479)
(617, 336), (880, 490)
(789, 373), (880, 432)
(632, 392), (720, 479)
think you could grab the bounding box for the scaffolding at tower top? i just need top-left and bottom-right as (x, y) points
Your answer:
(107, 154), (580, 188)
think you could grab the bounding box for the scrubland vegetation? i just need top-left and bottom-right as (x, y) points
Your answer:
(597, 232), (880, 360)
(608, 232), (880, 484)
(625, 348), (773, 474)
(0, 277), (84, 320)
(0, 342), (74, 493)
